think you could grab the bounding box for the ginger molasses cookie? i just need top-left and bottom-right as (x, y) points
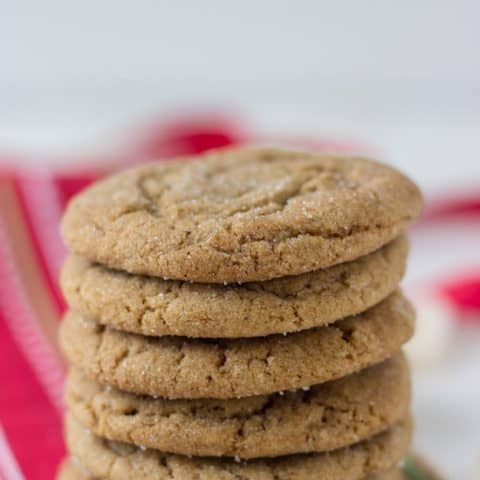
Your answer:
(57, 458), (404, 480)
(66, 353), (409, 458)
(59, 291), (414, 399)
(61, 236), (407, 338)
(57, 459), (91, 480)
(61, 148), (422, 283)
(64, 414), (411, 480)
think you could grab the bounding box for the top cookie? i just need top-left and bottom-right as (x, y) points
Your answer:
(61, 147), (422, 283)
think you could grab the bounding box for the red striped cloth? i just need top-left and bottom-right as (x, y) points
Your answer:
(0, 116), (478, 479)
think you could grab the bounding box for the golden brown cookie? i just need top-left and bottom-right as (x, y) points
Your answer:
(61, 236), (407, 338)
(57, 458), (403, 480)
(61, 148), (422, 283)
(66, 353), (409, 458)
(57, 459), (91, 480)
(64, 414), (411, 480)
(59, 291), (414, 399)
(368, 470), (404, 480)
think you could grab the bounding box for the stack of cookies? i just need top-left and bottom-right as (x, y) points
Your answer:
(57, 147), (422, 480)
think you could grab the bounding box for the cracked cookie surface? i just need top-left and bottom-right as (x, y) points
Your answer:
(59, 291), (414, 399)
(61, 147), (422, 283)
(66, 353), (409, 458)
(64, 414), (411, 480)
(57, 458), (404, 480)
(61, 237), (407, 338)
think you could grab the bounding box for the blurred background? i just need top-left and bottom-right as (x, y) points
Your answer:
(1, 1), (479, 479)
(1, 0), (479, 189)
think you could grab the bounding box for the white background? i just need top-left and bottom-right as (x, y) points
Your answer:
(1, 1), (480, 191)
(1, 1), (480, 478)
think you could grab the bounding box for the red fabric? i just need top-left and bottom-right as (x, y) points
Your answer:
(54, 175), (99, 209)
(0, 115), (478, 479)
(12, 178), (65, 312)
(440, 275), (480, 320)
(0, 311), (64, 480)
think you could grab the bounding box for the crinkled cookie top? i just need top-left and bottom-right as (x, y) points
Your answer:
(61, 147), (422, 282)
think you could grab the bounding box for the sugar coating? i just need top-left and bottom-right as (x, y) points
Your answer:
(60, 236), (408, 338)
(62, 414), (411, 480)
(57, 458), (404, 480)
(66, 354), (410, 459)
(59, 291), (414, 399)
(61, 147), (422, 283)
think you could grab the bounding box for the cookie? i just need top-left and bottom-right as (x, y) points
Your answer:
(66, 353), (409, 458)
(61, 147), (422, 283)
(59, 291), (414, 399)
(64, 414), (411, 480)
(57, 459), (91, 480)
(366, 470), (404, 480)
(56, 458), (403, 480)
(61, 236), (407, 338)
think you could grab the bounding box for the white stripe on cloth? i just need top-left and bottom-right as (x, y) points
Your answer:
(16, 172), (67, 282)
(0, 425), (24, 480)
(0, 219), (64, 414)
